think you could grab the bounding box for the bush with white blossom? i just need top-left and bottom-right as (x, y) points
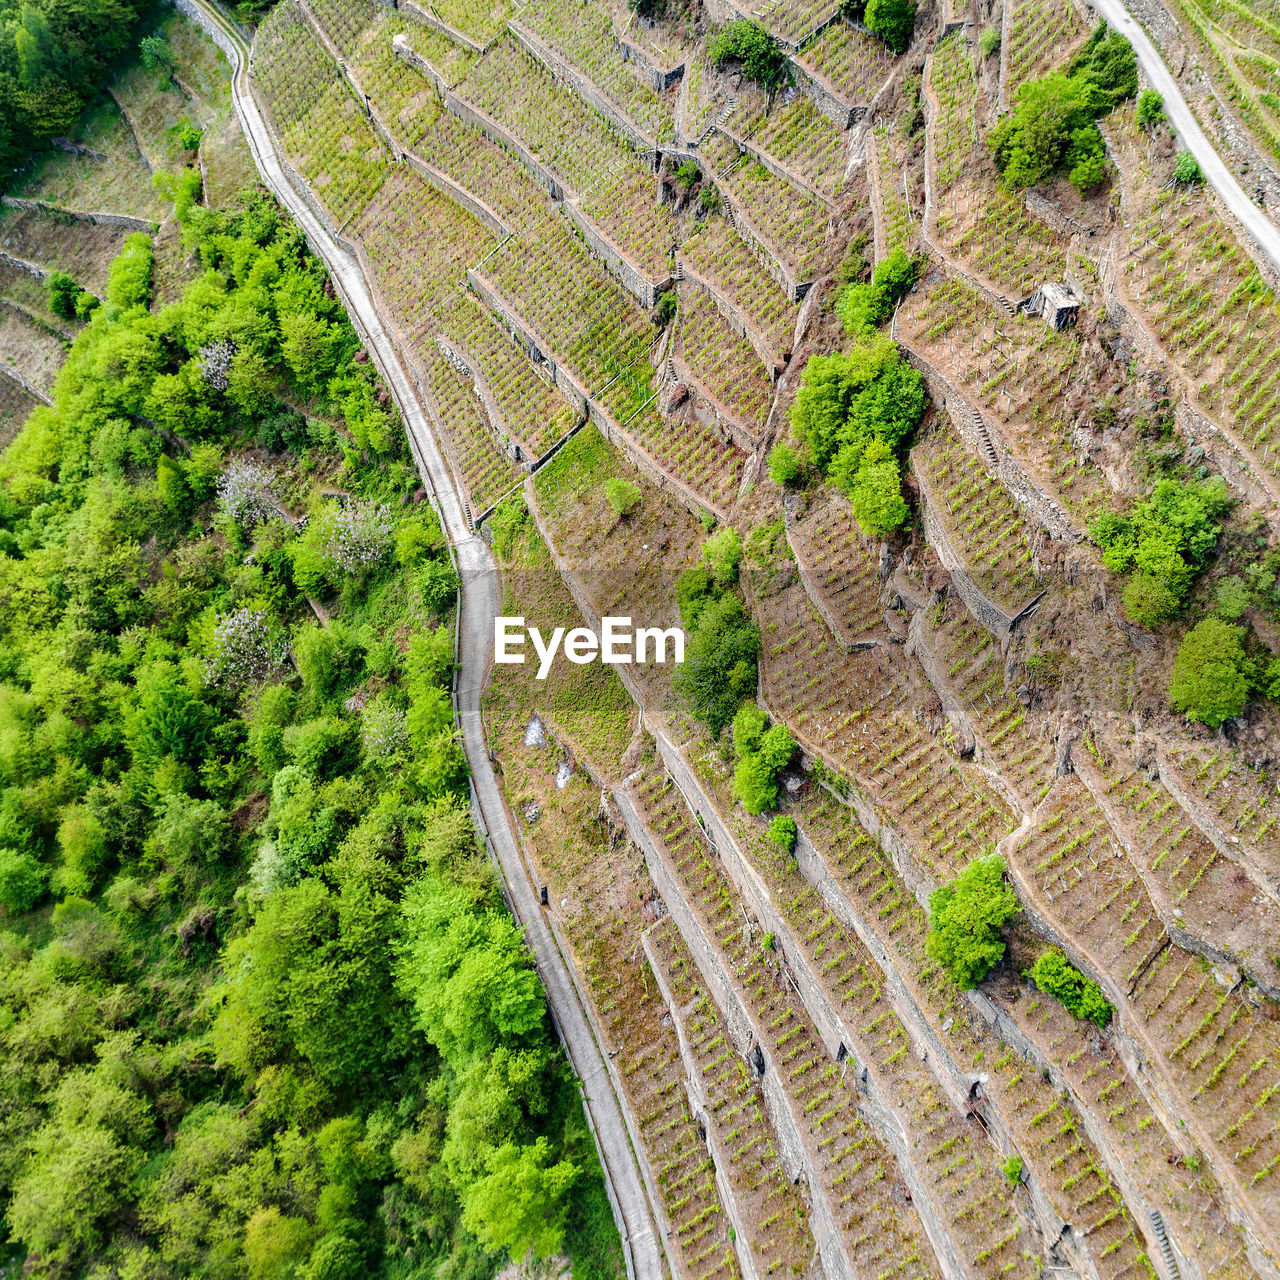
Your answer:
(319, 499), (393, 575)
(216, 457), (278, 528)
(202, 606), (289, 691)
(361, 696), (408, 762)
(197, 338), (236, 392)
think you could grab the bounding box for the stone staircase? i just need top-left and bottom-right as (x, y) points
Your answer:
(1148, 1211), (1181, 1280)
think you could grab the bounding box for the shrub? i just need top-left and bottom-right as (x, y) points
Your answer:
(1136, 88), (1164, 129)
(925, 855), (1020, 988)
(699, 185), (722, 214)
(674, 160), (700, 191)
(175, 120), (202, 151)
(1002, 1155), (1023, 1183)
(865, 0), (915, 52)
(0, 848), (48, 913)
(604, 478), (642, 517)
(1091, 477), (1231, 613)
(767, 815), (797, 854)
(702, 527), (743, 588)
(768, 441), (804, 487)
(139, 33), (172, 69)
(46, 271), (81, 320)
(732, 701), (767, 756)
(707, 19), (788, 89)
(1170, 618), (1250, 727)
(1173, 150), (1203, 185)
(395, 517), (440, 568)
(294, 622), (361, 701)
(1028, 948), (1113, 1026)
(845, 438), (909, 536)
(979, 26), (1000, 57)
(836, 248), (922, 335)
(1121, 573), (1180, 627)
(654, 291), (677, 325)
(731, 713), (796, 815)
(1215, 575), (1251, 620)
(107, 233), (155, 309)
(791, 337), (925, 536)
(675, 594), (759, 735)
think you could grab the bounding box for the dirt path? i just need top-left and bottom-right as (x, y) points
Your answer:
(176, 4), (667, 1275)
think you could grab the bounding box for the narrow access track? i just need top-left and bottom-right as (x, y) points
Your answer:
(176, 4), (666, 1276)
(1084, 0), (1280, 275)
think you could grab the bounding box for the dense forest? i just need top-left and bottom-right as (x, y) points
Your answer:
(0, 0), (157, 182)
(0, 173), (618, 1277)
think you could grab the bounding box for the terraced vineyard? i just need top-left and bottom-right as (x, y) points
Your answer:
(231, 4), (1280, 1280)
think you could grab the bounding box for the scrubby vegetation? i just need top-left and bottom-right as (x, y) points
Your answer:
(1170, 618), (1251, 726)
(730, 702), (797, 815)
(788, 335), (926, 536)
(1028, 948), (1114, 1027)
(926, 856), (1020, 988)
(707, 19), (788, 91)
(0, 189), (612, 1278)
(1090, 477), (1233, 626)
(675, 530), (760, 735)
(0, 0), (150, 181)
(990, 24), (1137, 193)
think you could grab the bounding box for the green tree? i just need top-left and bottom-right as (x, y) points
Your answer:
(461, 1137), (579, 1261)
(139, 34), (172, 70)
(767, 440), (804, 487)
(675, 593), (760, 735)
(707, 19), (788, 89)
(106, 232), (155, 309)
(701, 526), (743, 588)
(1170, 618), (1250, 727)
(397, 874), (547, 1063)
(925, 855), (1020, 988)
(280, 311), (336, 392)
(865, 0), (915, 52)
(845, 438), (909, 536)
(767, 814), (797, 854)
(1028, 948), (1113, 1026)
(0, 846), (47, 912)
(46, 270), (81, 319)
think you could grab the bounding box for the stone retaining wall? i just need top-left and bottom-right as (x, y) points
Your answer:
(716, 124), (836, 211)
(614, 25), (685, 91)
(397, 0), (488, 56)
(669, 351), (764, 452)
(716, 186), (812, 301)
(0, 196), (158, 233)
(678, 258), (787, 370)
(0, 251), (48, 280)
(615, 789), (858, 1280)
(561, 197), (671, 308)
(510, 18), (659, 151)
(399, 142), (512, 237)
(640, 930), (764, 1280)
(898, 343), (1084, 542)
(646, 743), (975, 1280)
(0, 360), (52, 406)
(467, 269), (591, 415)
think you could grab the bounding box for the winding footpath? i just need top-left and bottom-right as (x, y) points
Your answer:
(177, 2), (665, 1275)
(1084, 0), (1280, 275)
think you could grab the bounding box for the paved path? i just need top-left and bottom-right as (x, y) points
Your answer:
(1084, 0), (1280, 275)
(179, 3), (665, 1275)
